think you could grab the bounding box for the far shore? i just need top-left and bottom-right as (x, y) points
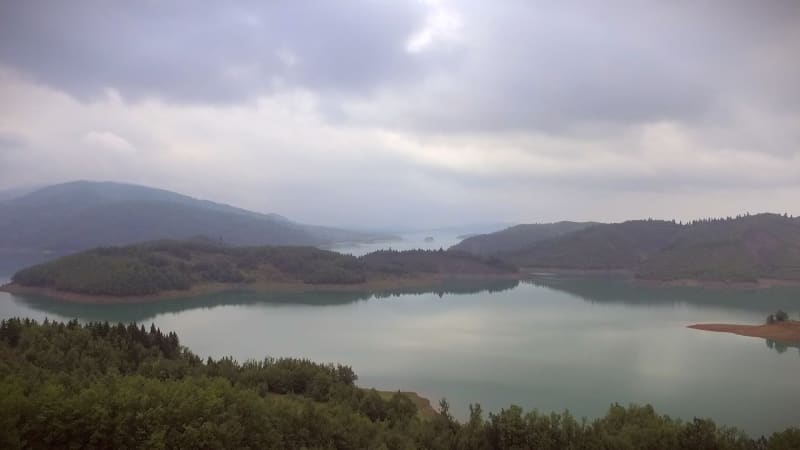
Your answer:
(0, 273), (522, 305)
(523, 267), (800, 289)
(638, 278), (800, 289)
(688, 321), (800, 344)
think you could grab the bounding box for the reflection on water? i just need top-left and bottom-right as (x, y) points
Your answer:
(766, 338), (800, 356)
(7, 278), (521, 323)
(532, 276), (800, 355)
(528, 275), (800, 313)
(2, 274), (800, 436)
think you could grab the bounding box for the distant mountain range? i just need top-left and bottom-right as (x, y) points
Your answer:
(0, 181), (391, 254)
(451, 214), (800, 282)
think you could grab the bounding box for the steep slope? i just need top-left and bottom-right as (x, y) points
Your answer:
(0, 181), (387, 253)
(450, 221), (596, 256)
(502, 220), (684, 269)
(636, 214), (800, 282)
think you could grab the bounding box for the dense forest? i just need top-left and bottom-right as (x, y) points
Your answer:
(454, 214), (800, 283)
(7, 241), (517, 297)
(1, 319), (798, 449)
(501, 219), (683, 270)
(450, 221), (597, 256)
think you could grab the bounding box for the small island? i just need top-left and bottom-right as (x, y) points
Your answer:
(689, 310), (800, 344)
(0, 239), (519, 303)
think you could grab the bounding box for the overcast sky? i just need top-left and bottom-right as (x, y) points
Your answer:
(1, 1), (798, 229)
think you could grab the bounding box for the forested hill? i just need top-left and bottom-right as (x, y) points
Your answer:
(449, 221), (597, 256)
(5, 240), (517, 297)
(0, 180), (390, 253)
(453, 214), (800, 283)
(502, 219), (684, 270)
(637, 213), (800, 282)
(2, 318), (798, 449)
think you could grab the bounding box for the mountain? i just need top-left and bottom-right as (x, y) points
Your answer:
(449, 221), (597, 256)
(456, 214), (800, 282)
(502, 219), (684, 269)
(0, 181), (389, 254)
(637, 213), (800, 282)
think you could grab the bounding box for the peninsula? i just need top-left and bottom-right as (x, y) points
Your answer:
(0, 239), (518, 303)
(688, 321), (800, 344)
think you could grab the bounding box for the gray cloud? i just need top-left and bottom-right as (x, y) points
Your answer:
(0, 1), (799, 228)
(0, 0), (428, 102)
(2, 1), (798, 132)
(339, 1), (800, 133)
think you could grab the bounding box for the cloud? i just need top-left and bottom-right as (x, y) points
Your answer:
(83, 131), (137, 154)
(0, 1), (799, 227)
(3, 1), (797, 134)
(340, 1), (800, 133)
(0, 0), (429, 103)
(406, 0), (463, 53)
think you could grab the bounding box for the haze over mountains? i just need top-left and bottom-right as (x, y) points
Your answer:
(4, 180), (800, 284)
(453, 214), (800, 282)
(0, 181), (390, 254)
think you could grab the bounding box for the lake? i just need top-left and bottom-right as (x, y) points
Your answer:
(1, 271), (798, 437)
(326, 231), (464, 256)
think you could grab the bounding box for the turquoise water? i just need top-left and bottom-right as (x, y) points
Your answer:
(1, 273), (798, 436)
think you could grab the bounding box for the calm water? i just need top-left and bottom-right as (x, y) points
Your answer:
(1, 272), (799, 436)
(326, 231), (463, 256)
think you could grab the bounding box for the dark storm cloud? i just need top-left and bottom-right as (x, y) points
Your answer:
(0, 0), (428, 102)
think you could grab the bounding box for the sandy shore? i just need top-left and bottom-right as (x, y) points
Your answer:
(688, 321), (800, 343)
(0, 273), (522, 304)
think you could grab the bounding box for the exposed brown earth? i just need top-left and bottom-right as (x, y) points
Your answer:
(688, 321), (800, 343)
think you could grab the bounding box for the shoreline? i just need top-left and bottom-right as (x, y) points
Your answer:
(688, 321), (800, 344)
(0, 273), (522, 305)
(523, 267), (800, 289)
(637, 278), (800, 289)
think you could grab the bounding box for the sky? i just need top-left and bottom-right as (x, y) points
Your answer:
(0, 0), (799, 229)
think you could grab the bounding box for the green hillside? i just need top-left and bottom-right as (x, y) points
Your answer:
(452, 214), (800, 282)
(450, 221), (596, 256)
(502, 219), (683, 270)
(637, 214), (800, 282)
(8, 241), (517, 297)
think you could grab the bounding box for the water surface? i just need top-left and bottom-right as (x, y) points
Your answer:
(1, 274), (798, 436)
